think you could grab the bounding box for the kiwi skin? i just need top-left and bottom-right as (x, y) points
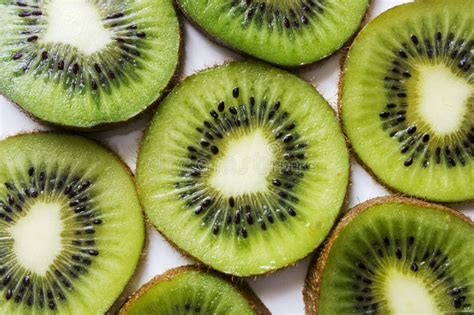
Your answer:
(337, 2), (474, 203)
(119, 265), (271, 315)
(136, 60), (351, 278)
(175, 1), (372, 68)
(303, 196), (473, 315)
(1, 5), (184, 132)
(0, 131), (149, 313)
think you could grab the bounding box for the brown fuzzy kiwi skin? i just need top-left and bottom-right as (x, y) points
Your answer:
(336, 2), (474, 204)
(0, 3), (184, 132)
(135, 59), (351, 278)
(118, 265), (271, 315)
(174, 0), (371, 69)
(303, 196), (474, 315)
(0, 131), (149, 314)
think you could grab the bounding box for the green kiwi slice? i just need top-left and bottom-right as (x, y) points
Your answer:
(176, 0), (369, 66)
(0, 0), (180, 129)
(341, 0), (474, 202)
(0, 133), (145, 313)
(137, 61), (349, 276)
(119, 266), (270, 315)
(304, 196), (474, 315)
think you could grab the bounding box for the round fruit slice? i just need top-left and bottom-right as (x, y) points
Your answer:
(137, 61), (349, 276)
(176, 0), (369, 66)
(120, 266), (270, 315)
(304, 196), (474, 315)
(0, 133), (145, 313)
(0, 0), (180, 129)
(341, 0), (474, 202)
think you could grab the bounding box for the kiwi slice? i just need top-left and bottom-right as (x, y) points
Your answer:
(341, 0), (474, 202)
(119, 265), (270, 314)
(304, 196), (474, 314)
(176, 0), (369, 66)
(0, 0), (180, 129)
(0, 133), (145, 313)
(137, 61), (349, 276)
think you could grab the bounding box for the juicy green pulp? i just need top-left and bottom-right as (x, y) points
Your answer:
(137, 61), (349, 276)
(317, 201), (474, 314)
(341, 0), (474, 202)
(177, 0), (369, 66)
(0, 0), (180, 128)
(123, 270), (257, 315)
(0, 133), (145, 314)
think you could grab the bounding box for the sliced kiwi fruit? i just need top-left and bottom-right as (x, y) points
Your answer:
(341, 0), (474, 202)
(0, 0), (180, 129)
(137, 61), (349, 276)
(0, 133), (145, 313)
(304, 196), (474, 315)
(120, 265), (270, 314)
(176, 0), (369, 66)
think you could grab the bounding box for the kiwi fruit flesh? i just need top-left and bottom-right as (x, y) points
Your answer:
(0, 133), (145, 313)
(120, 265), (270, 315)
(0, 0), (180, 129)
(341, 0), (474, 202)
(137, 61), (349, 276)
(176, 0), (369, 66)
(304, 196), (474, 315)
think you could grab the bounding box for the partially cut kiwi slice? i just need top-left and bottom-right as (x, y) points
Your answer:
(341, 0), (474, 202)
(137, 61), (349, 276)
(0, 133), (145, 313)
(176, 0), (369, 66)
(120, 265), (270, 314)
(304, 196), (474, 315)
(0, 0), (180, 129)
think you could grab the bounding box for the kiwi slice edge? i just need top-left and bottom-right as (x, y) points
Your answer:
(303, 196), (474, 315)
(119, 265), (270, 315)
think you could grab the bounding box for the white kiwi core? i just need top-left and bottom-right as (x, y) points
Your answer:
(414, 64), (472, 136)
(209, 130), (276, 197)
(383, 268), (440, 315)
(9, 202), (64, 276)
(41, 0), (113, 55)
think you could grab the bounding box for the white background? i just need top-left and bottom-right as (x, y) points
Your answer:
(0, 0), (472, 314)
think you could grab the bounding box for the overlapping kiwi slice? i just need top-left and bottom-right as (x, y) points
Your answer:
(176, 0), (369, 66)
(120, 265), (270, 314)
(137, 62), (349, 276)
(341, 0), (474, 202)
(304, 196), (474, 315)
(0, 133), (145, 313)
(0, 0), (180, 129)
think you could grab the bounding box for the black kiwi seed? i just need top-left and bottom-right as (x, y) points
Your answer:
(107, 12), (124, 19)
(232, 87), (239, 98)
(218, 101), (225, 112)
(12, 52), (22, 60)
(22, 276), (30, 286)
(210, 146), (219, 154)
(57, 61), (64, 70)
